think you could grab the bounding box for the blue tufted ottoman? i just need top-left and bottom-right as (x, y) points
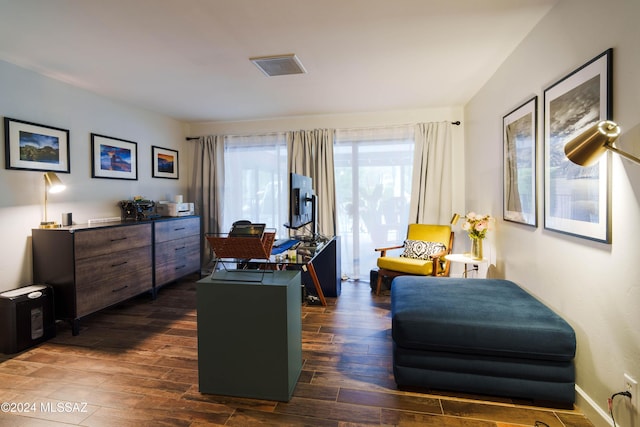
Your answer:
(391, 276), (576, 404)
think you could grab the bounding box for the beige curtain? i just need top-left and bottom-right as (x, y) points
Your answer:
(286, 129), (337, 237)
(409, 122), (453, 224)
(188, 135), (225, 266)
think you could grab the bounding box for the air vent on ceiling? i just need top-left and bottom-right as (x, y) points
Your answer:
(250, 54), (306, 77)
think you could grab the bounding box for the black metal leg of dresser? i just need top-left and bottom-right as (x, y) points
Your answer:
(71, 319), (80, 336)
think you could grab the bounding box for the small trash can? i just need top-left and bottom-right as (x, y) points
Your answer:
(0, 284), (55, 354)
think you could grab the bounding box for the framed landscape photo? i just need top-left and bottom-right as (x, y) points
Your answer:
(151, 146), (179, 179)
(4, 117), (70, 173)
(91, 133), (138, 180)
(543, 48), (612, 243)
(503, 96), (537, 227)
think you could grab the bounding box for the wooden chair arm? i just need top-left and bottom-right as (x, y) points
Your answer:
(428, 249), (447, 260)
(374, 244), (404, 258)
(429, 238), (453, 276)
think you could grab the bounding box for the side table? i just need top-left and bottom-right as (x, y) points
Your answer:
(196, 270), (301, 401)
(444, 254), (488, 278)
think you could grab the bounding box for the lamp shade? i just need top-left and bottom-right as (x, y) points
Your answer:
(44, 172), (66, 193)
(563, 120), (621, 167)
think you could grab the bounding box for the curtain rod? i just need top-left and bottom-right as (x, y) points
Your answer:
(185, 120), (461, 141)
(185, 131), (284, 141)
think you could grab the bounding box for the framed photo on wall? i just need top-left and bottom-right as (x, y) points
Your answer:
(151, 145), (179, 179)
(503, 96), (537, 227)
(4, 117), (70, 173)
(91, 133), (138, 180)
(543, 48), (612, 243)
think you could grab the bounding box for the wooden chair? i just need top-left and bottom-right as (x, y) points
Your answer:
(374, 224), (453, 295)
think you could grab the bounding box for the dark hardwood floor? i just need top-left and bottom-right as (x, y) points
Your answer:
(0, 275), (594, 426)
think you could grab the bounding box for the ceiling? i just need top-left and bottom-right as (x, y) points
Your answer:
(0, 0), (557, 123)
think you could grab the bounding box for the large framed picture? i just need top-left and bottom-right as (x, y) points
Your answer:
(503, 96), (537, 227)
(91, 133), (138, 180)
(151, 146), (179, 179)
(543, 48), (612, 243)
(4, 117), (70, 173)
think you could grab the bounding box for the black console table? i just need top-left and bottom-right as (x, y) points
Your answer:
(295, 236), (341, 300)
(240, 236), (341, 306)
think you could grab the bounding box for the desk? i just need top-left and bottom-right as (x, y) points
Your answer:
(196, 270), (301, 401)
(445, 254), (488, 278)
(242, 236), (341, 306)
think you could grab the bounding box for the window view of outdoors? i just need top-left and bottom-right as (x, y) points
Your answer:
(334, 136), (414, 280)
(222, 135), (288, 237)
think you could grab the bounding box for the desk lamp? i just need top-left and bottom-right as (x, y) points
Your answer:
(564, 120), (640, 167)
(40, 172), (66, 228)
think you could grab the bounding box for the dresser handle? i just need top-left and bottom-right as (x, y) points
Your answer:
(175, 246), (186, 251)
(111, 237), (127, 242)
(112, 285), (129, 292)
(174, 227), (186, 231)
(111, 261), (128, 267)
(175, 265), (186, 270)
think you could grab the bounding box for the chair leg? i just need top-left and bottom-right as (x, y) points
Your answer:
(376, 272), (384, 296)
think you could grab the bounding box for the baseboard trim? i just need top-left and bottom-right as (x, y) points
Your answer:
(576, 385), (613, 427)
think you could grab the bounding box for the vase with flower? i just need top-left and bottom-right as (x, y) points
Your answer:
(461, 212), (491, 260)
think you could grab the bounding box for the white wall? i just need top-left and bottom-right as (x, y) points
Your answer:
(465, 0), (640, 425)
(0, 60), (188, 291)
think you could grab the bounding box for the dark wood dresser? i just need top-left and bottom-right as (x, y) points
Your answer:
(32, 216), (200, 335)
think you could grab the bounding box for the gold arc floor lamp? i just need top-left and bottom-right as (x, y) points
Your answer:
(564, 120), (640, 167)
(41, 172), (66, 229)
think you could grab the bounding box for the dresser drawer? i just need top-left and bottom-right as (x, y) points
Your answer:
(75, 246), (152, 287)
(155, 236), (200, 285)
(155, 217), (200, 243)
(75, 268), (152, 318)
(155, 236), (200, 264)
(74, 223), (151, 259)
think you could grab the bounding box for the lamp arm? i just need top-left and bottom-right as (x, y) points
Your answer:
(43, 179), (49, 223)
(606, 142), (640, 165)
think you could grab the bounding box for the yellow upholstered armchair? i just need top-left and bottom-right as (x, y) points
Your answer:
(374, 224), (453, 295)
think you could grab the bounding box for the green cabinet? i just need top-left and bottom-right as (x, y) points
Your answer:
(196, 270), (301, 401)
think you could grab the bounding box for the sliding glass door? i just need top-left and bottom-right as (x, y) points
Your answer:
(334, 127), (414, 280)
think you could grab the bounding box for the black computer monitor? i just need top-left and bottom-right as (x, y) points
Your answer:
(287, 172), (315, 233)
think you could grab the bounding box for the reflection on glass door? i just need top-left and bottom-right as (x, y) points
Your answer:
(334, 128), (414, 280)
